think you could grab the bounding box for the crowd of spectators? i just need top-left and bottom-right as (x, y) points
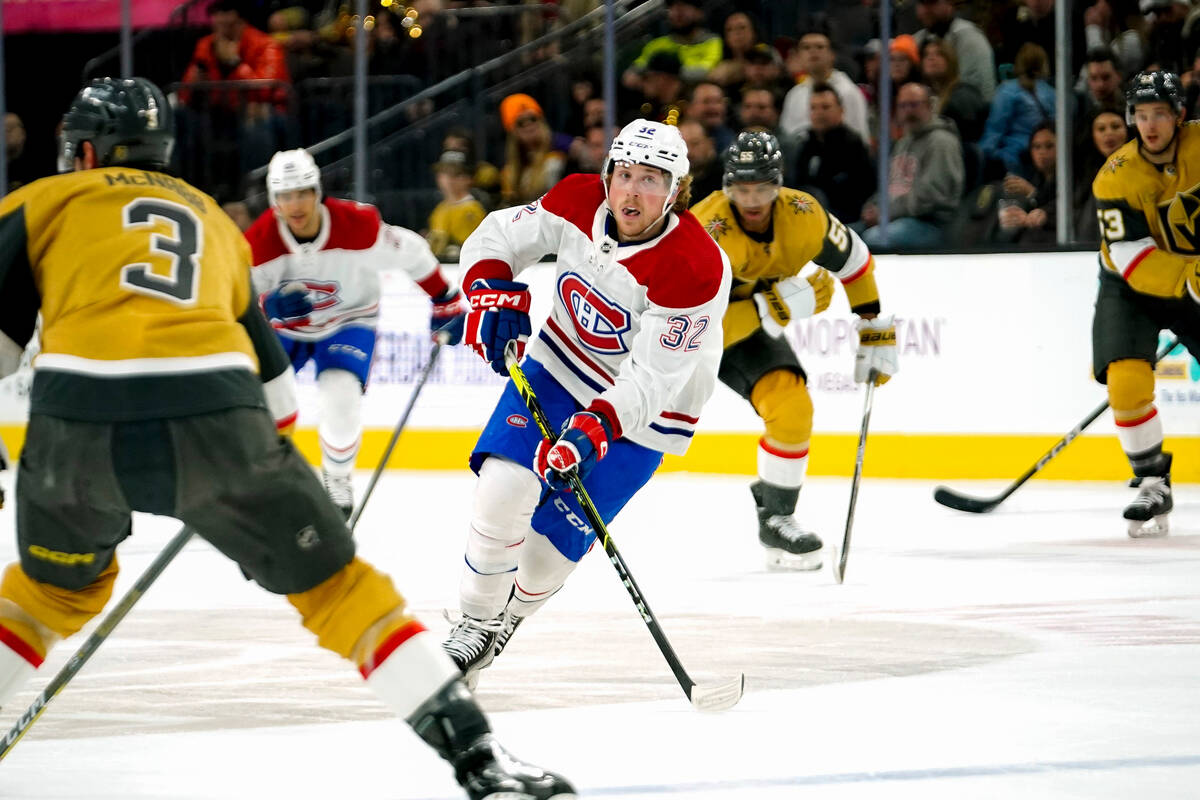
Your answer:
(16, 0), (1200, 253)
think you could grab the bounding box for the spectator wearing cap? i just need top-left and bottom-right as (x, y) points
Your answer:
(498, 93), (568, 206)
(914, 0), (996, 102)
(683, 81), (735, 152)
(441, 127), (501, 209)
(623, 0), (723, 89)
(791, 83), (876, 225)
(626, 51), (687, 124)
(780, 27), (870, 145)
(427, 150), (486, 262)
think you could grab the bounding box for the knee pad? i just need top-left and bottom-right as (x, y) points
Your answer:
(0, 558), (118, 647)
(1106, 359), (1156, 419)
(750, 369), (814, 446)
(472, 457), (542, 544)
(318, 369), (363, 466)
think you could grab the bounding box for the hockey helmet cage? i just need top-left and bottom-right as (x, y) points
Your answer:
(722, 130), (784, 189)
(1125, 70), (1185, 123)
(267, 149), (323, 206)
(58, 77), (174, 173)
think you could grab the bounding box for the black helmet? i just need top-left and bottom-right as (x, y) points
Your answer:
(1125, 70), (1184, 120)
(59, 77), (174, 173)
(722, 130), (784, 188)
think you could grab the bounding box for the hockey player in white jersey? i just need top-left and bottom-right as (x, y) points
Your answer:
(246, 149), (468, 517)
(441, 119), (732, 687)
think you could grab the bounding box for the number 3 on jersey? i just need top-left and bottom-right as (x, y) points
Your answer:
(120, 198), (202, 305)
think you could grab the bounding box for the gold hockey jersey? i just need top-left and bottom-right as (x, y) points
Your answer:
(0, 167), (289, 421)
(1093, 122), (1200, 298)
(426, 195), (486, 259)
(690, 187), (879, 347)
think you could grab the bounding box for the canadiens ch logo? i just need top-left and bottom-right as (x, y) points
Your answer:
(705, 215), (729, 241)
(506, 413), (528, 428)
(281, 279), (340, 311)
(787, 195), (813, 214)
(557, 272), (631, 355)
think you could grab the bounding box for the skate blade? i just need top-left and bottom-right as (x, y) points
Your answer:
(764, 546), (823, 571)
(1127, 514), (1169, 539)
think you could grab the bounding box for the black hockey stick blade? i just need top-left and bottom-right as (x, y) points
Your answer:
(688, 673), (745, 712)
(932, 486), (1005, 514)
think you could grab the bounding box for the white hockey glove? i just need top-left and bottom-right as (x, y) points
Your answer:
(854, 315), (898, 386)
(753, 269), (835, 338)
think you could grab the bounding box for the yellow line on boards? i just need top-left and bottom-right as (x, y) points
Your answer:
(0, 426), (1196, 482)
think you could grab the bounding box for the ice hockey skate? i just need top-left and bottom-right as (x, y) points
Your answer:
(442, 614), (504, 689)
(455, 734), (577, 800)
(321, 470), (353, 520)
(408, 681), (575, 800)
(751, 481), (823, 570)
(1125, 474), (1172, 538)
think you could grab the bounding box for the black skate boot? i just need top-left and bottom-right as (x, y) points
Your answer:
(1125, 453), (1172, 538)
(321, 469), (353, 520)
(408, 680), (576, 800)
(751, 481), (823, 571)
(442, 614), (503, 689)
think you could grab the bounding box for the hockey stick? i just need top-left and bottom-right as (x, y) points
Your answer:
(348, 337), (445, 532)
(833, 370), (878, 584)
(503, 342), (744, 712)
(933, 336), (1182, 514)
(0, 524), (195, 762)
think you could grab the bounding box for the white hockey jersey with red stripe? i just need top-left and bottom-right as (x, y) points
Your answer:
(461, 173), (732, 456)
(245, 197), (446, 341)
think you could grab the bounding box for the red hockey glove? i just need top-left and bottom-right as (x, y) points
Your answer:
(533, 411), (613, 491)
(464, 279), (532, 375)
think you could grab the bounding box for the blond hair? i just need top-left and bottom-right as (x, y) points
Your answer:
(672, 174), (693, 212)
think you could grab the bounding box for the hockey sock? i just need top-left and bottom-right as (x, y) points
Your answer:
(289, 557), (412, 661)
(751, 369), (814, 453)
(0, 559), (118, 641)
(0, 625), (38, 711)
(361, 625), (460, 719)
(756, 437), (809, 489)
(511, 530), (579, 619)
(460, 458), (541, 620)
(317, 368), (363, 476)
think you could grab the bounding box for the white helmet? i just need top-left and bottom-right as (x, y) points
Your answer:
(267, 148), (322, 206)
(603, 119), (690, 219)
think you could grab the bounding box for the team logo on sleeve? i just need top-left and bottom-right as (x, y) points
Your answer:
(557, 272), (631, 355)
(704, 215), (729, 241)
(787, 195), (814, 215)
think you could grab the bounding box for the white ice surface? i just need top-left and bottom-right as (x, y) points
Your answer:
(1, 471), (1198, 799)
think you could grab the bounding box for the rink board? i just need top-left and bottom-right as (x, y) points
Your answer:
(1, 250), (1198, 481)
